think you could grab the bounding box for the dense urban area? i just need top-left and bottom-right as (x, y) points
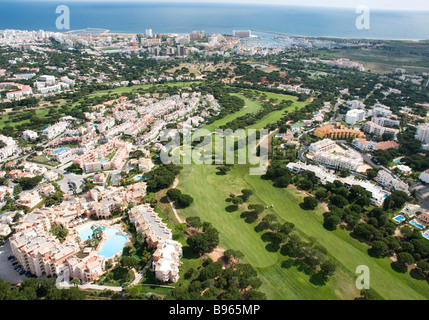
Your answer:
(0, 28), (428, 301)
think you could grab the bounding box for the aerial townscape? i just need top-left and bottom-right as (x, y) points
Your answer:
(0, 7), (429, 303)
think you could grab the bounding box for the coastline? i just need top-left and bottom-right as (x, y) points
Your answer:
(61, 28), (429, 42)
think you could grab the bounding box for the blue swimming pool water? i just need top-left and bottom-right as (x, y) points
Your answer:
(410, 221), (424, 229)
(100, 158), (108, 163)
(393, 215), (405, 222)
(97, 235), (127, 258)
(275, 134), (282, 137)
(78, 225), (106, 240)
(54, 148), (67, 154)
(136, 175), (142, 179)
(422, 233), (429, 240)
(104, 228), (120, 236)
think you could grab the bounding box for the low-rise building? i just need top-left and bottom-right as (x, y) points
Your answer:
(287, 162), (390, 206)
(419, 170), (429, 184)
(364, 121), (399, 139)
(345, 109), (366, 125)
(375, 170), (409, 194)
(17, 191), (43, 209)
(314, 123), (365, 140)
(309, 139), (337, 154)
(22, 130), (38, 141)
(129, 203), (182, 282)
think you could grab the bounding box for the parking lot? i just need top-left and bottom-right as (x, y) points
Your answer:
(0, 241), (27, 284)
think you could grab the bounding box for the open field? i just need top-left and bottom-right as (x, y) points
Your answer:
(0, 108), (53, 130)
(176, 163), (429, 300)
(208, 91), (307, 132)
(192, 93), (262, 137)
(315, 43), (429, 74)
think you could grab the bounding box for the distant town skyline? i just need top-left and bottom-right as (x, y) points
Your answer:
(4, 0), (429, 12)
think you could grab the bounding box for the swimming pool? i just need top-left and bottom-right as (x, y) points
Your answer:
(54, 147), (67, 154)
(275, 134), (282, 137)
(78, 224), (106, 240)
(104, 227), (120, 236)
(97, 234), (127, 258)
(410, 220), (424, 229)
(393, 215), (405, 223)
(422, 233), (429, 240)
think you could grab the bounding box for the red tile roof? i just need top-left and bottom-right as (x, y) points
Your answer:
(374, 141), (399, 150)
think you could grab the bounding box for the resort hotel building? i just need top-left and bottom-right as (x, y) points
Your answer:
(313, 123), (365, 140)
(308, 139), (364, 172)
(129, 204), (183, 282)
(287, 162), (390, 206)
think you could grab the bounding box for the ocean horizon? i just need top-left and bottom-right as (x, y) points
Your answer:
(0, 1), (428, 40)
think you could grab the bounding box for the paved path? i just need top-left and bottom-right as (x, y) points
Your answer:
(79, 283), (123, 292)
(57, 282), (123, 292)
(167, 177), (184, 224)
(131, 258), (153, 285)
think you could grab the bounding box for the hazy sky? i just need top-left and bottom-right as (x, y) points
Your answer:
(8, 0), (429, 11)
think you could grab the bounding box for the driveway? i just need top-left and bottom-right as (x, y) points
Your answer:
(0, 241), (27, 284)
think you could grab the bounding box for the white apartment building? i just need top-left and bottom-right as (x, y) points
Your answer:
(372, 104), (393, 117)
(352, 138), (375, 152)
(129, 204), (182, 282)
(371, 116), (400, 128)
(152, 239), (182, 283)
(313, 151), (362, 171)
(0, 135), (20, 160)
(364, 121), (399, 138)
(346, 100), (365, 110)
(60, 76), (75, 85)
(13, 73), (36, 80)
(22, 130), (38, 141)
(42, 122), (68, 140)
(375, 170), (409, 194)
(309, 138), (363, 171)
(419, 170), (429, 184)
(38, 84), (61, 94)
(415, 123), (429, 144)
(39, 75), (56, 83)
(309, 139), (337, 154)
(286, 162), (390, 206)
(345, 109), (366, 125)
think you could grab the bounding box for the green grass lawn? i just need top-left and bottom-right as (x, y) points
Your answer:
(169, 89), (429, 299)
(243, 92), (307, 131)
(0, 108), (52, 130)
(175, 163), (429, 300)
(28, 154), (60, 167)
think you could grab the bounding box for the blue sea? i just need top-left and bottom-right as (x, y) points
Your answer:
(0, 1), (428, 40)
